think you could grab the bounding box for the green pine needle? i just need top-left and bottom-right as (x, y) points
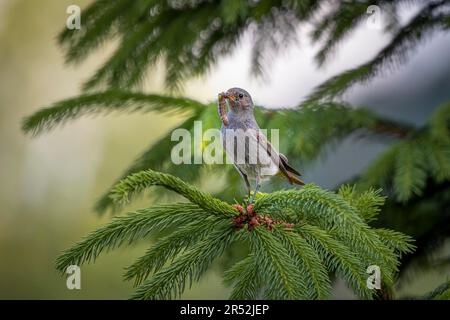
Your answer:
(109, 169), (236, 216)
(22, 90), (206, 136)
(56, 169), (414, 299)
(55, 203), (209, 273)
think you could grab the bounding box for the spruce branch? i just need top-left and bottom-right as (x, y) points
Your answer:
(58, 0), (131, 64)
(358, 101), (450, 202)
(132, 221), (236, 300)
(429, 101), (450, 143)
(55, 203), (208, 273)
(264, 102), (415, 163)
(254, 186), (399, 284)
(303, 1), (450, 104)
(393, 140), (428, 202)
(109, 169), (236, 216)
(274, 228), (332, 299)
(424, 139), (450, 183)
(422, 280), (450, 300)
(124, 216), (223, 286)
(249, 226), (310, 299)
(298, 223), (372, 299)
(57, 0), (329, 89)
(22, 90), (206, 136)
(55, 0), (448, 90)
(374, 229), (416, 257)
(23, 92), (418, 217)
(223, 255), (262, 300)
(313, 1), (370, 67)
(370, 119), (415, 139)
(56, 169), (413, 299)
(338, 185), (385, 223)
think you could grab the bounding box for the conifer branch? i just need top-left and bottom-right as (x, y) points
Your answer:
(55, 203), (208, 273)
(249, 226), (310, 299)
(22, 90), (206, 136)
(393, 141), (428, 202)
(56, 169), (414, 299)
(110, 169), (236, 216)
(59, 0), (131, 63)
(429, 101), (450, 143)
(313, 1), (370, 67)
(255, 186), (399, 284)
(424, 139), (450, 183)
(223, 255), (262, 300)
(274, 228), (332, 299)
(123, 216), (223, 286)
(132, 222), (236, 300)
(422, 280), (450, 300)
(375, 229), (416, 257)
(338, 185), (385, 223)
(303, 1), (450, 104)
(22, 91), (418, 215)
(358, 101), (450, 202)
(298, 223), (372, 299)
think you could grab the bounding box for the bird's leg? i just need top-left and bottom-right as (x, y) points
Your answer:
(244, 175), (251, 204)
(249, 175), (261, 205)
(236, 166), (251, 205)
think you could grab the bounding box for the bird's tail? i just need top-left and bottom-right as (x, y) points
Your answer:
(285, 170), (305, 186)
(278, 153), (305, 185)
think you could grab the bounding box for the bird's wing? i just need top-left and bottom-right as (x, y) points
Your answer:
(279, 153), (302, 176)
(254, 130), (291, 175)
(255, 130), (304, 185)
(254, 130), (281, 163)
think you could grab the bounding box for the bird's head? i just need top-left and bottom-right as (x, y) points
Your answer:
(224, 87), (253, 112)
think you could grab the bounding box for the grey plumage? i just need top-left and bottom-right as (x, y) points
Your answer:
(218, 87), (304, 204)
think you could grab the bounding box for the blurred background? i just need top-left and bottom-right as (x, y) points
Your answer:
(0, 0), (449, 299)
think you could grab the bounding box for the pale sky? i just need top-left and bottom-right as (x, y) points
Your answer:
(185, 3), (427, 108)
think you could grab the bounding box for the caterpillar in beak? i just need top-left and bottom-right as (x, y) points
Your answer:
(218, 92), (229, 126)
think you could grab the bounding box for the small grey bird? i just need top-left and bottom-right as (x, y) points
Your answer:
(218, 87), (304, 204)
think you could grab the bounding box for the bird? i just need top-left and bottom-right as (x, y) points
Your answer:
(218, 87), (304, 205)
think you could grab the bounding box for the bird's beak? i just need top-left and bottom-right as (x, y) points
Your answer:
(224, 92), (237, 104)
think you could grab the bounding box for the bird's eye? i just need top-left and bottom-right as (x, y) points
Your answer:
(238, 93), (244, 99)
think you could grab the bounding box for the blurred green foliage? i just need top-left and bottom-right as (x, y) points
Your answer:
(3, 0), (450, 299)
